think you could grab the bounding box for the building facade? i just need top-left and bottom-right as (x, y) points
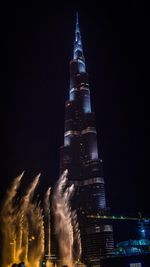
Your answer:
(60, 14), (114, 264)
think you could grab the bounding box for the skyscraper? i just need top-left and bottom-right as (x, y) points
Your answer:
(60, 14), (114, 265)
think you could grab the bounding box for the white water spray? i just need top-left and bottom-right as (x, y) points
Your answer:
(53, 170), (75, 267)
(44, 187), (51, 258)
(0, 170), (82, 267)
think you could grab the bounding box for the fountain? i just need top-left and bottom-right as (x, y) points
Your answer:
(44, 187), (51, 262)
(0, 170), (82, 267)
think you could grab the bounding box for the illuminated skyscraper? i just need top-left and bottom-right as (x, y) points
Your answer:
(60, 13), (114, 264)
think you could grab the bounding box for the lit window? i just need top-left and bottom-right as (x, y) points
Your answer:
(130, 263), (142, 267)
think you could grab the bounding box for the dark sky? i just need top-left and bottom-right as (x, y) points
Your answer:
(0, 2), (148, 216)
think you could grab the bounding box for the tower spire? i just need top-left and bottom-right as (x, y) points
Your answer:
(76, 11), (79, 26)
(73, 12), (84, 61)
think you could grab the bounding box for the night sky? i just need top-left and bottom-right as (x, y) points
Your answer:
(0, 2), (148, 216)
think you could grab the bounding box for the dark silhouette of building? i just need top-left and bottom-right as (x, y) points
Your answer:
(59, 13), (114, 264)
(100, 253), (150, 267)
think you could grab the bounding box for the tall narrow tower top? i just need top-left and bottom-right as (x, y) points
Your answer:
(73, 12), (85, 61)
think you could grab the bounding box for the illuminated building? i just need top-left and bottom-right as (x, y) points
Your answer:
(59, 13), (114, 264)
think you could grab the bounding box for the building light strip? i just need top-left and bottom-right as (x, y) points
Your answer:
(64, 130), (80, 137)
(80, 87), (90, 92)
(81, 127), (96, 135)
(69, 177), (104, 186)
(70, 86), (90, 94)
(64, 127), (96, 137)
(70, 87), (78, 94)
(85, 225), (113, 234)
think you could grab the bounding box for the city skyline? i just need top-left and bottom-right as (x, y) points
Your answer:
(1, 2), (147, 219)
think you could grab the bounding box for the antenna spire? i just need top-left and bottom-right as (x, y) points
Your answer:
(73, 12), (84, 61)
